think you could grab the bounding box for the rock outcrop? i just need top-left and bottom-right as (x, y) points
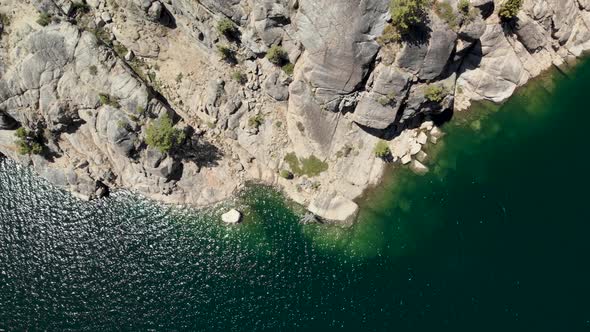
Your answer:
(1, 0), (589, 223)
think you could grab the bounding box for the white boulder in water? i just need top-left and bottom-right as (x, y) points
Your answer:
(221, 209), (242, 224)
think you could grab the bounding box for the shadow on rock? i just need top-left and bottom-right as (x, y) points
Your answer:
(173, 133), (224, 169)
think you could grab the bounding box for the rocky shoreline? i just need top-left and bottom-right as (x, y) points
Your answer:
(1, 0), (590, 223)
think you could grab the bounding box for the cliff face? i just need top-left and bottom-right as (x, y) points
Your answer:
(0, 0), (589, 222)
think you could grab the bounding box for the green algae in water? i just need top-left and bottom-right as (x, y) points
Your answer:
(2, 61), (590, 330)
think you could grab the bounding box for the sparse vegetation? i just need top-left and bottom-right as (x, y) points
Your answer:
(217, 18), (237, 37)
(498, 0), (522, 20)
(457, 0), (470, 13)
(378, 93), (397, 106)
(89, 65), (98, 76)
(136, 106), (146, 116)
(248, 114), (265, 128)
(279, 169), (294, 180)
(373, 140), (391, 159)
(37, 12), (52, 26)
(296, 121), (305, 133)
(113, 43), (128, 57)
(424, 84), (447, 103)
(390, 0), (430, 33)
(15, 127), (43, 155)
(98, 93), (120, 108)
(0, 13), (10, 29)
(284, 153), (328, 177)
(175, 73), (184, 84)
(282, 63), (294, 75)
(379, 0), (430, 45)
(71, 1), (91, 15)
(266, 45), (288, 65)
(145, 113), (186, 154)
(377, 24), (401, 45)
(335, 144), (354, 158)
(90, 26), (111, 44)
(231, 71), (247, 84)
(217, 44), (234, 61)
(434, 1), (458, 29)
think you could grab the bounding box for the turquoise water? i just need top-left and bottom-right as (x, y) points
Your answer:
(1, 61), (590, 330)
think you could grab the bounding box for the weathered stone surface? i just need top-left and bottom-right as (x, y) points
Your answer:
(263, 71), (289, 101)
(456, 24), (529, 104)
(307, 191), (359, 224)
(395, 14), (458, 80)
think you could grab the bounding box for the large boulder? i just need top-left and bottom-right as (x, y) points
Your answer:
(307, 191), (359, 224)
(456, 24), (528, 103)
(221, 209), (242, 224)
(395, 14), (458, 80)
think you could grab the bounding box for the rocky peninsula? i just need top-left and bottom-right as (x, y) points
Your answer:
(0, 0), (589, 223)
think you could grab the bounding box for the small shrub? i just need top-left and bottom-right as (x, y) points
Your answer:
(457, 0), (470, 13)
(231, 71), (247, 84)
(275, 121), (283, 128)
(136, 106), (146, 115)
(175, 73), (184, 84)
(390, 0), (430, 33)
(279, 169), (294, 180)
(217, 18), (237, 36)
(15, 127), (27, 139)
(434, 1), (458, 29)
(71, 1), (91, 15)
(89, 65), (98, 76)
(15, 127), (43, 155)
(145, 113), (185, 154)
(248, 114), (264, 128)
(90, 27), (111, 44)
(378, 93), (396, 106)
(117, 119), (130, 130)
(217, 44), (234, 61)
(296, 121), (305, 133)
(373, 140), (391, 159)
(113, 43), (128, 57)
(282, 63), (294, 75)
(377, 24), (401, 45)
(424, 85), (447, 103)
(147, 72), (158, 85)
(98, 93), (120, 108)
(37, 12), (52, 26)
(0, 13), (10, 28)
(336, 144), (354, 158)
(266, 45), (287, 66)
(498, 0), (522, 20)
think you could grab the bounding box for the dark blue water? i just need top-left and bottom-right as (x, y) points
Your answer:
(1, 61), (590, 331)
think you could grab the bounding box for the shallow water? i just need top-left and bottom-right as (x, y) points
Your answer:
(1, 61), (590, 330)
